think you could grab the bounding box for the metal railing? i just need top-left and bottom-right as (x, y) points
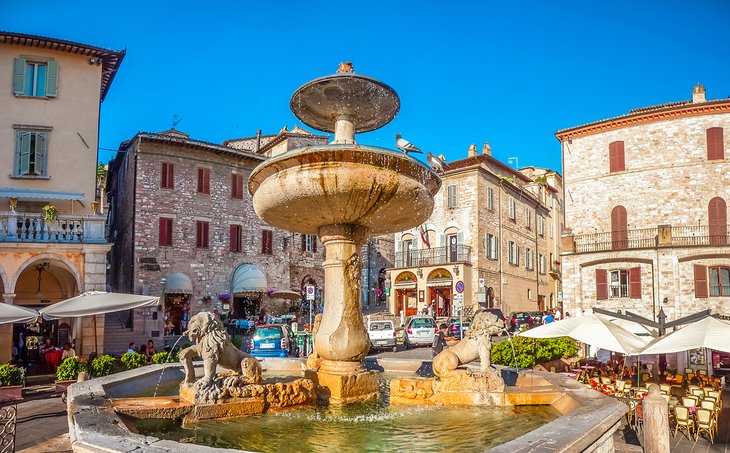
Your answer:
(570, 224), (729, 254)
(670, 224), (729, 247)
(394, 245), (471, 268)
(0, 211), (107, 244)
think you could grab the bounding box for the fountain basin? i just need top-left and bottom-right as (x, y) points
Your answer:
(248, 144), (441, 236)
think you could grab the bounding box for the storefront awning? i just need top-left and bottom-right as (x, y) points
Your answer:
(232, 264), (268, 294)
(393, 283), (417, 289)
(0, 188), (84, 201)
(163, 273), (193, 295)
(426, 280), (452, 288)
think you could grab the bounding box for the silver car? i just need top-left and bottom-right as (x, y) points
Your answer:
(404, 316), (437, 348)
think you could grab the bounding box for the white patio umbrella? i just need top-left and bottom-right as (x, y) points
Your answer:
(519, 313), (651, 354)
(639, 316), (730, 354)
(0, 303), (39, 325)
(268, 289), (302, 300)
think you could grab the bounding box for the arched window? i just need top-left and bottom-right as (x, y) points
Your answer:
(611, 205), (628, 250)
(709, 197), (727, 245)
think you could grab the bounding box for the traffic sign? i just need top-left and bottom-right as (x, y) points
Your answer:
(455, 280), (465, 293)
(305, 285), (315, 301)
(478, 278), (485, 287)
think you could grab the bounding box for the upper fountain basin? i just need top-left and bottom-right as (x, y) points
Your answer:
(290, 73), (400, 134)
(248, 144), (441, 236)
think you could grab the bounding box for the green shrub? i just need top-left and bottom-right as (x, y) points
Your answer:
(491, 336), (578, 369)
(56, 356), (88, 381)
(120, 352), (147, 370)
(91, 355), (118, 377)
(152, 351), (178, 364)
(0, 364), (24, 386)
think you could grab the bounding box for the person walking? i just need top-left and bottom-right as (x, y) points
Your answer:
(432, 324), (452, 358)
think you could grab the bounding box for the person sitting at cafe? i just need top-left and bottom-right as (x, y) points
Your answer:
(127, 342), (136, 354)
(40, 338), (55, 362)
(61, 342), (76, 361)
(145, 340), (155, 360)
(621, 367), (631, 380)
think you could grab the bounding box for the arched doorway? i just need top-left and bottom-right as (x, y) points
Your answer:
(162, 273), (193, 336)
(394, 271), (418, 317)
(427, 268), (452, 317)
(709, 197), (727, 246)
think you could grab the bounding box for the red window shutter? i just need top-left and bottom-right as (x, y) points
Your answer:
(232, 174), (243, 199)
(313, 236), (317, 253)
(709, 197), (727, 245)
(196, 221), (202, 248)
(301, 234), (307, 251)
(204, 170), (210, 194)
(694, 264), (708, 298)
(262, 230), (273, 254)
(609, 141), (625, 173)
(203, 222), (209, 248)
(629, 267), (641, 298)
(197, 169), (203, 193)
(159, 218), (168, 246)
(230, 225), (238, 252)
(161, 163), (174, 189)
(596, 269), (608, 300)
(707, 127), (724, 160)
(611, 205), (628, 250)
(161, 163), (167, 188)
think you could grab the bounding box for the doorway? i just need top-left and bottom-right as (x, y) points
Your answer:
(429, 287), (452, 317)
(396, 289), (418, 317)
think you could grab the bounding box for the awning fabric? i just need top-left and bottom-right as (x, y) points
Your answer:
(0, 188), (84, 201)
(426, 280), (452, 288)
(0, 303), (39, 324)
(164, 273), (193, 294)
(232, 264), (268, 294)
(39, 291), (159, 319)
(640, 316), (730, 354)
(393, 283), (417, 289)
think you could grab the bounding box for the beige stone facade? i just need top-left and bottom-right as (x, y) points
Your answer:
(0, 32), (124, 360)
(386, 145), (561, 319)
(558, 85), (730, 322)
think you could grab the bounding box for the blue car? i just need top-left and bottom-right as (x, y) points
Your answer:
(249, 324), (296, 358)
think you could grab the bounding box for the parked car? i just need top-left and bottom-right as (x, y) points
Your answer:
(448, 317), (472, 340)
(529, 311), (544, 325)
(510, 312), (534, 332)
(249, 324), (296, 358)
(481, 308), (507, 324)
(404, 316), (437, 348)
(367, 320), (397, 352)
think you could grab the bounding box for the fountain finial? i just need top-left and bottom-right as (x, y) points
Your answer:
(336, 61), (354, 73)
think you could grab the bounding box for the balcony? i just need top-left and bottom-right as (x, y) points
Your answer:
(394, 245), (471, 268)
(567, 224), (730, 254)
(0, 211), (107, 244)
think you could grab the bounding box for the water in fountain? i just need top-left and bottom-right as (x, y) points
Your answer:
(152, 335), (187, 398)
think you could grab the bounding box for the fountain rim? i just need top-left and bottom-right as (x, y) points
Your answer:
(289, 72), (401, 134)
(247, 143), (442, 197)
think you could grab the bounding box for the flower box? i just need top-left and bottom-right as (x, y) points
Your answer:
(0, 385), (22, 402)
(55, 380), (76, 393)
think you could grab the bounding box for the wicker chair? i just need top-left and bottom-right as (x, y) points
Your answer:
(682, 396), (698, 408)
(615, 380), (628, 397)
(700, 400), (719, 435)
(708, 390), (722, 409)
(659, 384), (671, 394)
(673, 405), (694, 439)
(695, 408), (715, 443)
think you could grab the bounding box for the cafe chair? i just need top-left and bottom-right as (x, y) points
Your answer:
(615, 380), (628, 397)
(659, 384), (671, 394)
(685, 368), (693, 374)
(601, 377), (612, 385)
(691, 388), (704, 399)
(682, 397), (698, 408)
(673, 405), (694, 440)
(698, 369), (707, 376)
(707, 390), (722, 409)
(695, 408), (715, 443)
(700, 400), (719, 435)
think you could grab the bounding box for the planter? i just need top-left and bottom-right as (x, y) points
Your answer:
(0, 385), (22, 402)
(55, 380), (77, 393)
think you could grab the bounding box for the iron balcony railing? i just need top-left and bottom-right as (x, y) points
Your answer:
(0, 211), (107, 244)
(394, 245), (471, 268)
(570, 224), (730, 254)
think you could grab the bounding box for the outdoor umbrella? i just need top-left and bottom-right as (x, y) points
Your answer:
(268, 289), (302, 300)
(639, 316), (730, 354)
(519, 313), (651, 354)
(0, 303), (39, 325)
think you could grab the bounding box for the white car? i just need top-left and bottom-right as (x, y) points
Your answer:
(367, 320), (397, 352)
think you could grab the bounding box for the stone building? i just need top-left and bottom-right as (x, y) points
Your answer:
(0, 32), (124, 361)
(105, 127), (327, 353)
(557, 84), (730, 330)
(386, 143), (562, 319)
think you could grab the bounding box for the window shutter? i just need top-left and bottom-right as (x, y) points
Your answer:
(301, 234), (307, 251)
(457, 232), (463, 245)
(168, 164), (174, 188)
(13, 58), (26, 95)
(611, 205), (628, 249)
(230, 225), (237, 252)
(707, 128), (724, 160)
(205, 170), (210, 194)
(18, 132), (31, 175)
(708, 197), (727, 245)
(440, 234), (445, 247)
(694, 264), (708, 298)
(197, 169), (203, 192)
(35, 133), (46, 175)
(596, 269), (608, 300)
(494, 237), (499, 260)
(629, 267), (641, 298)
(313, 236), (317, 253)
(609, 141), (625, 172)
(45, 61), (58, 97)
(161, 163), (167, 188)
(159, 218), (168, 246)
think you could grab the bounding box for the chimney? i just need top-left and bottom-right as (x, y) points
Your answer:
(482, 142), (492, 156)
(692, 83), (706, 103)
(438, 154), (446, 160)
(468, 144), (477, 157)
(256, 129), (262, 152)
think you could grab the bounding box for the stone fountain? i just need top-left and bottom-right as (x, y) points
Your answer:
(248, 63), (441, 403)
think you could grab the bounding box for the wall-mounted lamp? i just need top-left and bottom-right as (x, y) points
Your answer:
(91, 201), (99, 215)
(416, 268), (423, 278)
(9, 198), (17, 212)
(453, 266), (459, 276)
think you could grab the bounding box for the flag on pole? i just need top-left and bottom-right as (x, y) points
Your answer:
(419, 224), (431, 248)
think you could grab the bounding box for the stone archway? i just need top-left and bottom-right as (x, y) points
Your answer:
(12, 255), (81, 306)
(11, 253), (83, 298)
(0, 265), (8, 298)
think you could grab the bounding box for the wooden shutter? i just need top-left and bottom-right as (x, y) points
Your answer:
(45, 61), (58, 97)
(611, 205), (628, 250)
(198, 168), (210, 193)
(232, 174), (243, 199)
(596, 269), (608, 300)
(168, 164), (174, 189)
(161, 163), (167, 188)
(629, 267), (641, 298)
(230, 225), (239, 252)
(262, 230), (272, 254)
(13, 58), (26, 95)
(301, 234), (307, 251)
(694, 264), (708, 298)
(707, 128), (724, 160)
(709, 197), (727, 245)
(34, 133), (46, 175)
(203, 222), (209, 248)
(609, 141), (625, 173)
(159, 218), (168, 246)
(18, 132), (31, 175)
(313, 236), (317, 253)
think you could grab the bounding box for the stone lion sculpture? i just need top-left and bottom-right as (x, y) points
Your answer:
(432, 311), (506, 377)
(180, 312), (262, 395)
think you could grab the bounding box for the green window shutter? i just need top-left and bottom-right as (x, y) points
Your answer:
(45, 61), (58, 97)
(35, 133), (47, 175)
(18, 132), (31, 175)
(13, 58), (26, 95)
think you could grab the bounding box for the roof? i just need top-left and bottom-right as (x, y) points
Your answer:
(222, 126), (329, 154)
(123, 130), (265, 163)
(555, 97), (730, 141)
(446, 153), (532, 183)
(0, 31), (125, 101)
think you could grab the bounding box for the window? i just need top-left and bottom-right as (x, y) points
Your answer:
(525, 248), (533, 270)
(525, 209), (532, 229)
(609, 141), (625, 173)
(539, 254), (547, 274)
(611, 205), (628, 250)
(609, 270), (629, 298)
(197, 168), (210, 194)
(508, 197), (517, 220)
(261, 230), (273, 255)
(537, 215), (545, 236)
(159, 217), (173, 246)
(447, 185), (457, 208)
(13, 58), (58, 97)
(507, 241), (519, 266)
(707, 127), (724, 161)
(302, 234), (317, 253)
(14, 130), (48, 176)
(231, 173), (244, 199)
(709, 197), (727, 246)
(709, 266), (730, 296)
(161, 162), (174, 189)
(196, 221), (209, 248)
(485, 233), (499, 260)
(549, 222), (554, 238)
(597, 267), (641, 299)
(230, 225), (242, 252)
(487, 187), (494, 210)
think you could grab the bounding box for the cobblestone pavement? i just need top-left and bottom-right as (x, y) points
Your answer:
(14, 385), (69, 452)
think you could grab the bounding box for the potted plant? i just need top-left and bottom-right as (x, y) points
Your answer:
(120, 352), (148, 370)
(55, 356), (88, 393)
(0, 364), (24, 402)
(42, 204), (58, 222)
(90, 355), (118, 377)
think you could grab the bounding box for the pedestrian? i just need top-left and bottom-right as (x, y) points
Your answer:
(61, 342), (76, 361)
(145, 339), (155, 360)
(554, 308), (561, 321)
(127, 342), (136, 354)
(543, 312), (555, 324)
(432, 323), (452, 358)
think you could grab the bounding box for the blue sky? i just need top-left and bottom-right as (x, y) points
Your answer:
(3, 1), (729, 171)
